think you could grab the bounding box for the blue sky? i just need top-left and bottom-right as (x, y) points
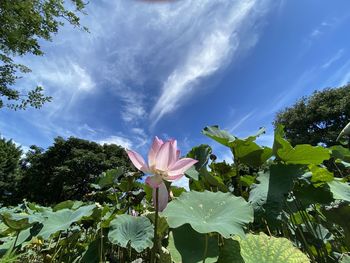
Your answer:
(1, 0), (350, 164)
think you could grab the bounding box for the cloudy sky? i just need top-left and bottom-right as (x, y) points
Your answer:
(1, 0), (350, 162)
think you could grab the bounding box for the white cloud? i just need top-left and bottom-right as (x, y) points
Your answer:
(98, 136), (133, 149)
(150, 0), (271, 127)
(5, 0), (272, 147)
(324, 59), (350, 87)
(322, 49), (344, 69)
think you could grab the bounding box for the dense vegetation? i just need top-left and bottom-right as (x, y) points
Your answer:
(0, 136), (136, 206)
(0, 124), (349, 262)
(275, 85), (350, 147)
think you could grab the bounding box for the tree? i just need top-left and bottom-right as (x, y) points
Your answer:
(0, 137), (22, 205)
(19, 137), (137, 205)
(274, 85), (350, 146)
(0, 0), (87, 110)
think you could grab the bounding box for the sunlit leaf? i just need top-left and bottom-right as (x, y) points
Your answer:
(235, 233), (310, 263)
(202, 126), (236, 147)
(273, 125), (330, 165)
(327, 179), (350, 202)
(309, 165), (334, 184)
(162, 191), (253, 238)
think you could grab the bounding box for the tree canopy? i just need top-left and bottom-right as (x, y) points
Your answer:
(274, 85), (350, 146)
(0, 0), (87, 110)
(0, 137), (22, 205)
(13, 137), (137, 205)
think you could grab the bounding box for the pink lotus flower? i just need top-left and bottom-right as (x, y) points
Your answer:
(127, 137), (197, 211)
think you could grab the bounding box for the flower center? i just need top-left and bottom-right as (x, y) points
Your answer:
(150, 165), (167, 178)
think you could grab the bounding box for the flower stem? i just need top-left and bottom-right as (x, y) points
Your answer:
(151, 187), (159, 263)
(202, 234), (208, 263)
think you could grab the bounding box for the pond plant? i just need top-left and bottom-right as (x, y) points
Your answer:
(0, 124), (349, 262)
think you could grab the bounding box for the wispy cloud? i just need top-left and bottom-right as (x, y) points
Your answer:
(228, 111), (255, 133)
(150, 0), (271, 127)
(324, 59), (350, 87)
(322, 49), (344, 69)
(2, 0), (273, 150)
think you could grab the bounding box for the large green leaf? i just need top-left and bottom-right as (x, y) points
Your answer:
(186, 144), (212, 170)
(249, 164), (304, 220)
(309, 165), (334, 184)
(327, 179), (350, 202)
(162, 191), (253, 238)
(202, 126), (236, 147)
(97, 168), (124, 189)
(38, 204), (96, 239)
(234, 233), (310, 263)
(293, 184), (333, 206)
(108, 215), (153, 253)
(185, 144), (213, 181)
(273, 125), (330, 165)
(0, 212), (31, 231)
(81, 240), (99, 263)
(202, 126), (270, 167)
(167, 224), (219, 263)
(53, 200), (84, 211)
(233, 139), (272, 167)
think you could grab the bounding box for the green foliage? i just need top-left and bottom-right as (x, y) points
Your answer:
(108, 215), (154, 253)
(162, 190), (254, 238)
(0, 124), (349, 262)
(274, 85), (350, 146)
(0, 0), (87, 110)
(38, 204), (96, 239)
(327, 180), (350, 202)
(273, 125), (330, 165)
(18, 137), (136, 205)
(168, 224), (219, 263)
(0, 138), (22, 205)
(233, 233), (310, 263)
(249, 164), (305, 221)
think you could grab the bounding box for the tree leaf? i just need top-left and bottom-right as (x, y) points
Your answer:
(108, 215), (153, 253)
(162, 191), (253, 238)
